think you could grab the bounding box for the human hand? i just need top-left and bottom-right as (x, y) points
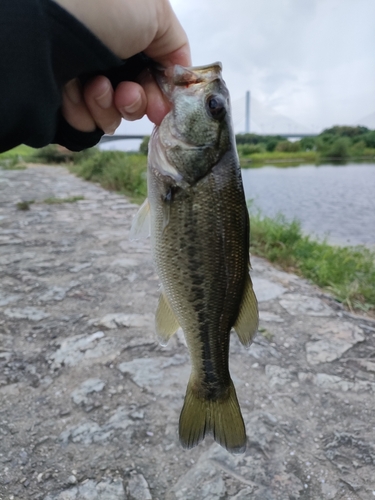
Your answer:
(62, 76), (120, 135)
(57, 0), (191, 131)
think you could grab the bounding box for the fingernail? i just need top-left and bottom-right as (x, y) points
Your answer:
(95, 83), (112, 109)
(65, 79), (81, 104)
(120, 94), (142, 116)
(105, 125), (117, 135)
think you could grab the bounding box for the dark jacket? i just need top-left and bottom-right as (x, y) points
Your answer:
(0, 0), (149, 153)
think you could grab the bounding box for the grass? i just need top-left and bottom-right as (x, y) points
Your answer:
(43, 196), (84, 204)
(238, 149), (375, 167)
(0, 145), (35, 160)
(1, 144), (96, 166)
(69, 150), (147, 203)
(16, 197), (84, 210)
(240, 151), (318, 167)
(1, 161), (27, 170)
(17, 200), (35, 210)
(1, 145), (147, 203)
(0, 145), (36, 170)
(249, 209), (375, 313)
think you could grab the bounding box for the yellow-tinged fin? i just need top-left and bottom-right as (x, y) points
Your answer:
(155, 291), (180, 346)
(234, 273), (259, 347)
(179, 379), (246, 454)
(129, 198), (150, 241)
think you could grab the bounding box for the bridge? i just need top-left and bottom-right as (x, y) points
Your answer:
(99, 92), (322, 145)
(99, 132), (318, 143)
(99, 134), (146, 143)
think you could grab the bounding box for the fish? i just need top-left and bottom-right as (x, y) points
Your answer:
(131, 62), (259, 453)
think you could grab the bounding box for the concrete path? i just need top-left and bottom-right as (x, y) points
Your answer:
(1, 164), (375, 500)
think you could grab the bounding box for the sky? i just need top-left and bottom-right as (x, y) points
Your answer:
(112, 0), (375, 145)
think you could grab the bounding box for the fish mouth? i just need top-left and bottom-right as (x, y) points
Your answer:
(165, 62), (223, 85)
(154, 63), (226, 149)
(153, 62), (223, 98)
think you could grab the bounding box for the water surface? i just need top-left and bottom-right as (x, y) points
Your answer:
(241, 162), (375, 246)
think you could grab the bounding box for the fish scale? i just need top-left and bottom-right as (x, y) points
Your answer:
(150, 170), (235, 393)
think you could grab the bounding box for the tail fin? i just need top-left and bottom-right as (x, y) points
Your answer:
(179, 379), (246, 454)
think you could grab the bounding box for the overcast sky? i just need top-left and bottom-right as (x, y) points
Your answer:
(114, 0), (375, 142)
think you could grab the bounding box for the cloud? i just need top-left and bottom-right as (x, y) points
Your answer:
(169, 0), (375, 132)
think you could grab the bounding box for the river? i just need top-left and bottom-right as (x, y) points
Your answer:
(241, 162), (375, 247)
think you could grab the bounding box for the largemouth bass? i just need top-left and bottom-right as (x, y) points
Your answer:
(132, 62), (258, 453)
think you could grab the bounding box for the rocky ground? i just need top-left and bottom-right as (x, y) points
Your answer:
(0, 164), (375, 500)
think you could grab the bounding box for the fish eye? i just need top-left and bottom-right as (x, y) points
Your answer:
(206, 95), (226, 120)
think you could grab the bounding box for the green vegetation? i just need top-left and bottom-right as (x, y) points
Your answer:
(236, 133), (285, 152)
(70, 150), (147, 203)
(240, 151), (317, 166)
(1, 144), (148, 203)
(139, 136), (150, 155)
(0, 159), (27, 170)
(236, 126), (375, 165)
(43, 196), (84, 204)
(0, 145), (33, 170)
(1, 144), (97, 166)
(0, 144), (35, 160)
(16, 197), (84, 210)
(31, 145), (73, 164)
(249, 209), (375, 313)
(17, 200), (35, 210)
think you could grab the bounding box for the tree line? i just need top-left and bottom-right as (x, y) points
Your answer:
(235, 126), (375, 159)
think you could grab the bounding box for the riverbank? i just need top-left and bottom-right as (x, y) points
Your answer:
(236, 126), (375, 166)
(68, 150), (374, 315)
(2, 147), (374, 315)
(2, 144), (375, 168)
(240, 151), (375, 167)
(1, 164), (375, 499)
(249, 212), (375, 316)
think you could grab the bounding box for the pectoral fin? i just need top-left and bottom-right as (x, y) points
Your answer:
(161, 202), (171, 233)
(234, 273), (259, 347)
(155, 291), (180, 346)
(129, 198), (150, 241)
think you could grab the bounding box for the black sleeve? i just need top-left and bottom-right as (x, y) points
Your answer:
(0, 0), (150, 153)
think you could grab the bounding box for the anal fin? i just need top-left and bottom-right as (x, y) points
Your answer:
(155, 291), (180, 346)
(234, 273), (259, 347)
